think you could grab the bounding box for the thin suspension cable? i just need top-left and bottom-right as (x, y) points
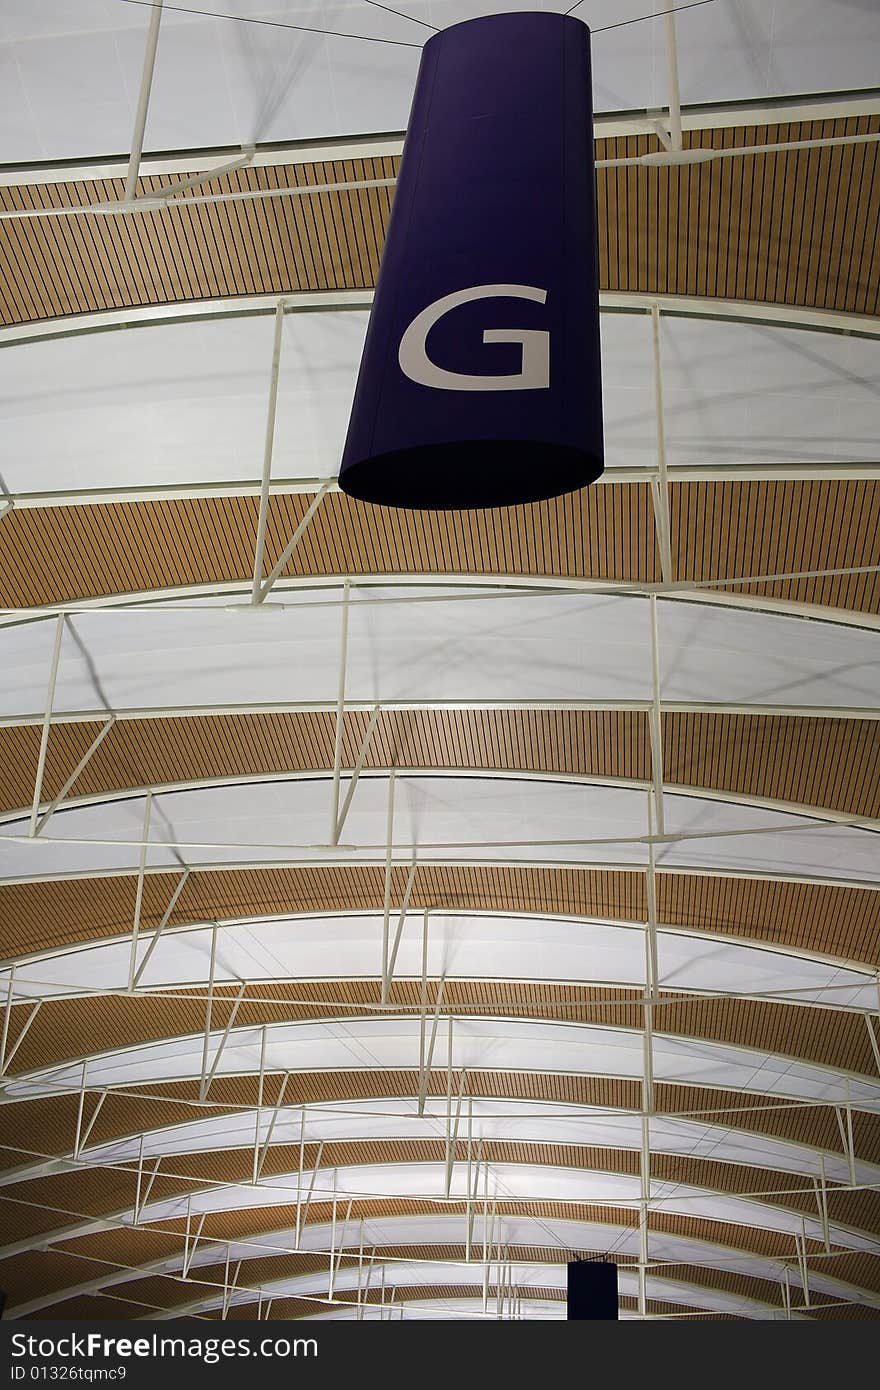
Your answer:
(119, 0), (424, 47)
(361, 1), (439, 33)
(566, 0), (719, 31)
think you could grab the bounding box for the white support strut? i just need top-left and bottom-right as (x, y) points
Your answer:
(29, 615), (65, 837)
(250, 301), (286, 603)
(329, 581), (351, 843)
(35, 715), (117, 837)
(123, 0), (164, 202)
(126, 793), (153, 993)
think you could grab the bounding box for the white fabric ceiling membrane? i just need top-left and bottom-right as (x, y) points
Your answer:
(139, 1212), (876, 1308)
(4, 308), (878, 498)
(7, 1016), (880, 1108)
(21, 1211), (853, 1319)
(159, 1261), (832, 1321)
(6, 1098), (874, 1190)
(6, 911), (874, 1007)
(3, 1), (879, 164)
(3, 590), (879, 722)
(309, 1299), (645, 1319)
(0, 772), (876, 885)
(16, 1160), (875, 1256)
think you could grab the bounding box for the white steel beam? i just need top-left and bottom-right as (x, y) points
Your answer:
(865, 1015), (880, 1077)
(73, 1089), (107, 1162)
(379, 771), (396, 1002)
(3, 91), (879, 190)
(8, 1016), (880, 1121)
(0, 696), (878, 735)
(28, 615), (65, 837)
(418, 977), (447, 1116)
(34, 716), (117, 837)
(332, 705), (381, 846)
(329, 581), (351, 843)
(130, 148), (254, 211)
(200, 981), (246, 1101)
(122, 0), (164, 203)
(3, 462), (879, 509)
(133, 1146), (162, 1227)
(383, 863), (418, 1004)
(182, 1203), (207, 1280)
(649, 306), (673, 586)
(5, 765), (880, 834)
(3, 846), (878, 894)
(253, 1072), (291, 1184)
(657, 7), (683, 153)
(0, 993), (41, 1078)
(3, 290), (878, 354)
(126, 792), (153, 993)
(6, 130), (879, 222)
(5, 566), (879, 634)
(129, 867), (191, 991)
(296, 1141), (325, 1249)
(11, 1205), (880, 1321)
(257, 483), (330, 605)
(250, 301), (286, 604)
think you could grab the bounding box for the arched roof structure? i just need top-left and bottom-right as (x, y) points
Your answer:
(0, 0), (878, 1322)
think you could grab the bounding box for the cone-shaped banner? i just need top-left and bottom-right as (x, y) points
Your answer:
(338, 11), (603, 510)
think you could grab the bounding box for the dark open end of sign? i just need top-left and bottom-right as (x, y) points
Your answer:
(340, 440), (604, 511)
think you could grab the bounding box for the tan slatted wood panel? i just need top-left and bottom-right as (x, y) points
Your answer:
(0, 865), (647, 957)
(7, 1253), (820, 1317)
(1, 864), (878, 963)
(0, 710), (650, 812)
(1, 709), (878, 821)
(2, 1074), (876, 1188)
(28, 1290), (746, 1321)
(1, 479), (878, 612)
(1, 983), (877, 1082)
(0, 486), (658, 607)
(0, 1203), (833, 1313)
(4, 1143), (877, 1251)
(670, 479), (880, 609)
(2, 122), (879, 326)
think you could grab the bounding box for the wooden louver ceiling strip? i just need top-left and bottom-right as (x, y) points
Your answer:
(1, 119), (878, 326)
(0, 863), (877, 965)
(3, 980), (879, 1081)
(3, 1139), (878, 1256)
(0, 479), (879, 612)
(0, 708), (878, 822)
(2, 1074), (877, 1185)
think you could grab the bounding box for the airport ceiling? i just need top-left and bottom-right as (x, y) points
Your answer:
(0, 0), (879, 1321)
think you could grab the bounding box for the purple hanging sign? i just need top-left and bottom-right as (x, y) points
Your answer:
(338, 10), (603, 510)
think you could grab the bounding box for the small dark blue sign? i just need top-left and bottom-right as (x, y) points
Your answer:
(338, 11), (604, 510)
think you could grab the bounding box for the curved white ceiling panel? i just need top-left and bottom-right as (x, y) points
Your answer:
(189, 1260), (796, 1318)
(86, 1161), (880, 1252)
(20, 1098), (871, 1189)
(3, 2), (878, 163)
(0, 774), (876, 883)
(8, 1016), (880, 1107)
(174, 1255), (880, 1317)
(2, 591), (879, 723)
(4, 309), (878, 498)
(0, 310), (368, 496)
(6, 912), (874, 1007)
(171, 1213), (846, 1293)
(12, 1212), (807, 1317)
